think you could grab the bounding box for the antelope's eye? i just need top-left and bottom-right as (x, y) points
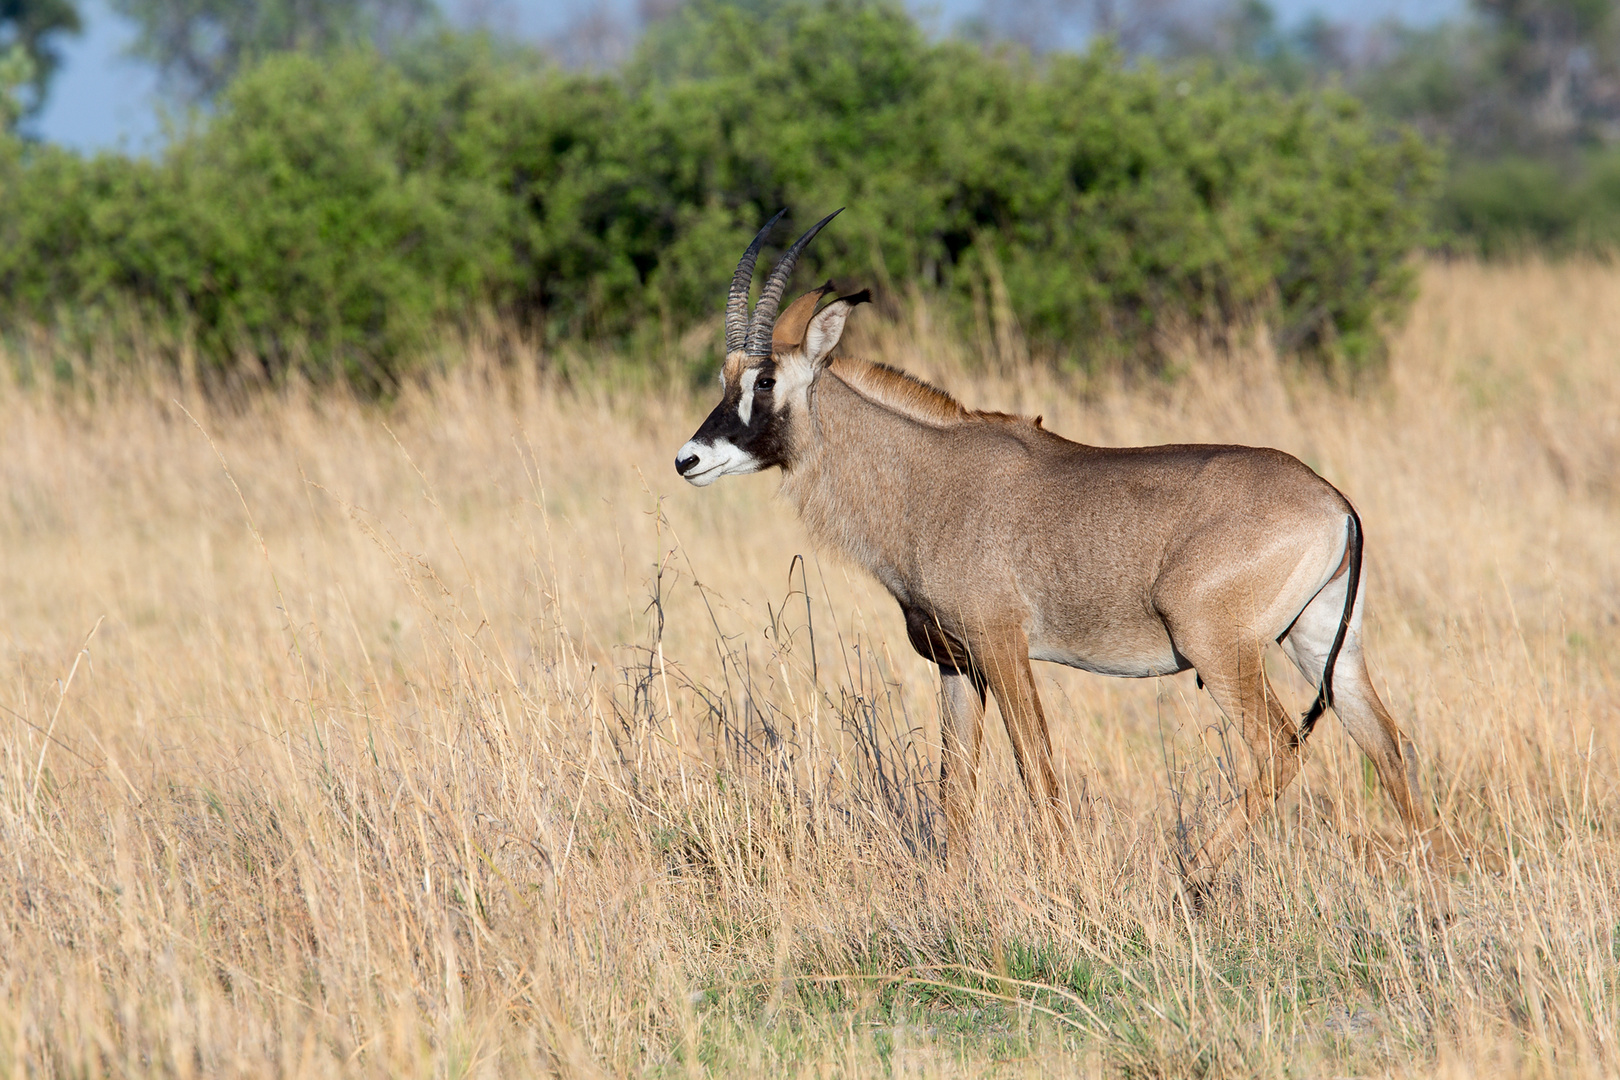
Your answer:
(756, 377), (775, 392)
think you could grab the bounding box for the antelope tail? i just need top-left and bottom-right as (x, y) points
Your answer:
(1299, 505), (1362, 739)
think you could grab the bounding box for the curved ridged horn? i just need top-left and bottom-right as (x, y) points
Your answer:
(725, 209), (787, 355)
(745, 208), (843, 358)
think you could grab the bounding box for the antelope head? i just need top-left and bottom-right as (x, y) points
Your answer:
(674, 209), (869, 486)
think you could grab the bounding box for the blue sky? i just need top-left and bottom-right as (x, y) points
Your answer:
(28, 0), (1464, 153)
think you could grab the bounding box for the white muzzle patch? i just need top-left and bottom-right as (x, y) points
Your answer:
(676, 438), (761, 486)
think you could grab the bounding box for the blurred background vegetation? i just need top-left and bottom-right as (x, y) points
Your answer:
(0, 0), (1614, 386)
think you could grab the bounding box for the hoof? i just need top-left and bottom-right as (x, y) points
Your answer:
(1177, 873), (1215, 915)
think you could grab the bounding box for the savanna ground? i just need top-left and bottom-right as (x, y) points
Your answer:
(1, 261), (1618, 1077)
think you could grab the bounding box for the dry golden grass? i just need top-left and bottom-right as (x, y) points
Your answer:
(1, 260), (1618, 1077)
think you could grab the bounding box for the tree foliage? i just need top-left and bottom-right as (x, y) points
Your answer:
(0, 0), (1439, 386)
(0, 0), (80, 123)
(1338, 0), (1620, 254)
(110, 0), (434, 100)
(1043, 0), (1620, 256)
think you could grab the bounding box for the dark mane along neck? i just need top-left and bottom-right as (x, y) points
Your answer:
(826, 358), (1042, 430)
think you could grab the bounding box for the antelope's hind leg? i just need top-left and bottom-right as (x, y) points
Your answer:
(1281, 578), (1424, 832)
(1176, 628), (1305, 896)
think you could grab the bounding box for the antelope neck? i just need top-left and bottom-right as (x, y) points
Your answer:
(779, 369), (942, 599)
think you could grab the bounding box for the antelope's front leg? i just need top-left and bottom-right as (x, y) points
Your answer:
(978, 632), (1062, 816)
(938, 664), (987, 858)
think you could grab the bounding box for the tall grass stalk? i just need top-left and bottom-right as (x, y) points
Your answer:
(0, 260), (1617, 1076)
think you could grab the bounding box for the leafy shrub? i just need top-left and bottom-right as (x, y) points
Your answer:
(0, 46), (536, 385)
(1440, 151), (1620, 257)
(0, 0), (1441, 385)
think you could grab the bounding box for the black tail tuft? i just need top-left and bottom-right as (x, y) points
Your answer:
(1300, 505), (1362, 740)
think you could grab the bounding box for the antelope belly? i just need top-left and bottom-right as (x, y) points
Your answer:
(1027, 640), (1189, 679)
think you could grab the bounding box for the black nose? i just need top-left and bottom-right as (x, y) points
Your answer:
(675, 453), (700, 476)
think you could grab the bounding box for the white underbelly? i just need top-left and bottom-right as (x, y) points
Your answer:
(1027, 642), (1188, 679)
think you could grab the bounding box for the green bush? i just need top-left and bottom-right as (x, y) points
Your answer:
(0, 45), (539, 385)
(0, 0), (1441, 385)
(1440, 152), (1620, 257)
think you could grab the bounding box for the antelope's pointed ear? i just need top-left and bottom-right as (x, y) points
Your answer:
(804, 289), (870, 369)
(773, 281), (836, 352)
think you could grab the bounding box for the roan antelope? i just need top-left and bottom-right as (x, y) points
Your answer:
(675, 210), (1425, 894)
